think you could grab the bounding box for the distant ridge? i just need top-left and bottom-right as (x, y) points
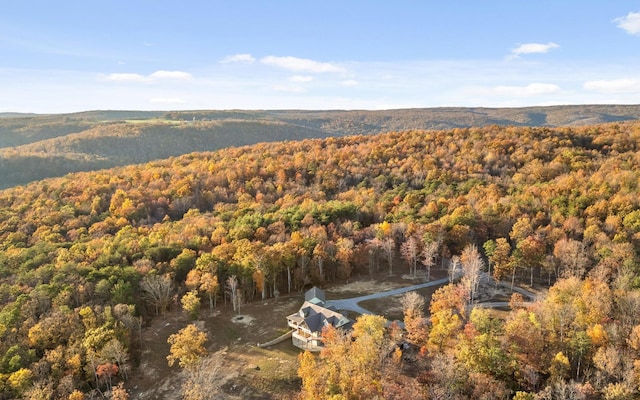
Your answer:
(1, 104), (639, 188)
(264, 104), (640, 134)
(0, 112), (41, 118)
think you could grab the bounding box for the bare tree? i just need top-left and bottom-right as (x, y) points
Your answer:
(140, 274), (174, 315)
(401, 236), (421, 277)
(367, 242), (380, 278)
(253, 251), (268, 300)
(553, 238), (589, 279)
(226, 275), (239, 313)
(421, 240), (439, 281)
(448, 256), (461, 283)
(296, 253), (311, 292)
(380, 237), (396, 275)
(182, 352), (225, 400)
(401, 291), (425, 315)
(460, 244), (484, 305)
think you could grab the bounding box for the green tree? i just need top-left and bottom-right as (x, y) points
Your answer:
(171, 249), (197, 284)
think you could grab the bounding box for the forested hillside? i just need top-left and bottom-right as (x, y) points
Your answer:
(2, 104), (640, 188)
(0, 120), (327, 188)
(1, 122), (640, 398)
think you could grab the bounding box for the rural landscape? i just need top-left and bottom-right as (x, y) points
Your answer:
(1, 107), (640, 399)
(3, 2), (640, 399)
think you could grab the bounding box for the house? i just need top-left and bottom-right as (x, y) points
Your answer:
(286, 287), (352, 351)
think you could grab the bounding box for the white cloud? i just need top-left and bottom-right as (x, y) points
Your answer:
(101, 70), (192, 83)
(614, 12), (640, 35)
(149, 70), (192, 80)
(495, 83), (561, 96)
(103, 73), (149, 83)
(149, 97), (187, 104)
(220, 53), (256, 63)
(341, 79), (358, 86)
(509, 42), (559, 59)
(583, 78), (640, 93)
(10, 57), (640, 113)
(289, 75), (314, 83)
(271, 85), (307, 93)
(261, 56), (344, 73)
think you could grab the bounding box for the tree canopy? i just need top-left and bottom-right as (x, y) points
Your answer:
(1, 121), (640, 397)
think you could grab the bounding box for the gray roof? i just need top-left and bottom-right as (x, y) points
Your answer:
(287, 301), (352, 334)
(304, 287), (326, 304)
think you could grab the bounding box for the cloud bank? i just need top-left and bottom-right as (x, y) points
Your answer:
(102, 70), (192, 83)
(288, 75), (314, 83)
(495, 83), (561, 96)
(584, 78), (640, 93)
(220, 54), (256, 63)
(261, 56), (344, 73)
(149, 97), (187, 104)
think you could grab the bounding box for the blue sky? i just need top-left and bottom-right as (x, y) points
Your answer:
(1, 1), (640, 113)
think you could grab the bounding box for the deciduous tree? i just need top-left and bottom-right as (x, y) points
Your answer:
(167, 324), (208, 370)
(488, 238), (511, 281)
(181, 290), (201, 320)
(460, 244), (484, 305)
(401, 236), (421, 277)
(140, 274), (174, 315)
(421, 240), (438, 281)
(401, 291), (429, 346)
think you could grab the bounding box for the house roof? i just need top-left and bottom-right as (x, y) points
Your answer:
(287, 301), (352, 334)
(304, 287), (326, 304)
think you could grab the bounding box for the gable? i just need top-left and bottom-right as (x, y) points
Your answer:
(304, 287), (326, 303)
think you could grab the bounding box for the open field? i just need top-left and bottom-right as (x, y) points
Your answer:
(128, 295), (303, 399)
(127, 261), (537, 398)
(127, 267), (476, 399)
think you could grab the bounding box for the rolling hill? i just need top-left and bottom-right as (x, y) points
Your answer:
(1, 104), (639, 188)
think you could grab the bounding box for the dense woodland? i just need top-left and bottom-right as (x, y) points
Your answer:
(4, 104), (640, 188)
(1, 121), (640, 398)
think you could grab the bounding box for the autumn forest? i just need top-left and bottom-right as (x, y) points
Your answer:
(2, 118), (640, 399)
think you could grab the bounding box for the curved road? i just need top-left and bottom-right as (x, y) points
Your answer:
(327, 277), (450, 315)
(327, 274), (536, 316)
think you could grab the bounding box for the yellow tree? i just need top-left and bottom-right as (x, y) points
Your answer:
(428, 284), (466, 351)
(487, 238), (512, 281)
(301, 315), (388, 399)
(181, 290), (201, 320)
(167, 324), (208, 370)
(401, 291), (429, 347)
(199, 272), (219, 310)
(348, 314), (388, 398)
(185, 269), (202, 292)
(335, 237), (354, 280)
(298, 351), (326, 400)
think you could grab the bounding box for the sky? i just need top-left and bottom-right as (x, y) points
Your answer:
(1, 1), (640, 113)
